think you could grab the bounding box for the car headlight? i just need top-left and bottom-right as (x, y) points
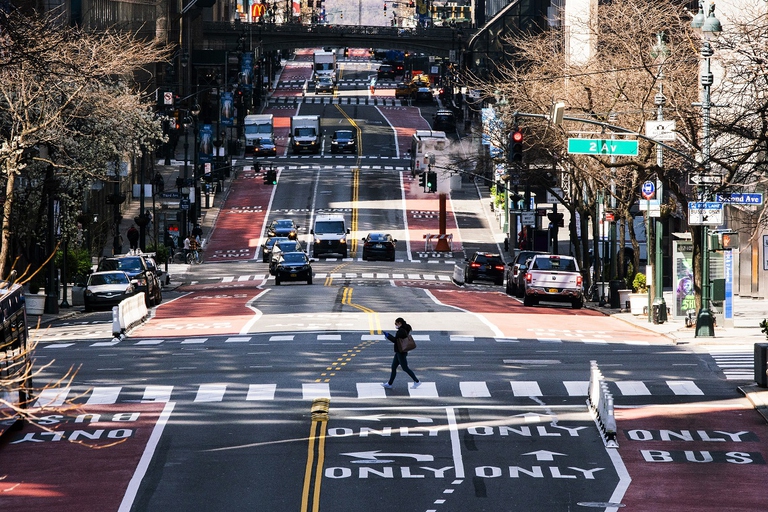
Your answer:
(340, 237), (347, 244)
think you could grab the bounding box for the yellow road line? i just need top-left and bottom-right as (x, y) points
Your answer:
(341, 287), (381, 334)
(300, 417), (328, 512)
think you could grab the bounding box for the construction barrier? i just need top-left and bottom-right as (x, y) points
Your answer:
(452, 264), (465, 286)
(112, 292), (148, 340)
(423, 233), (453, 252)
(587, 360), (618, 448)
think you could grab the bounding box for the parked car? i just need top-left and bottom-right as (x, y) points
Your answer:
(274, 252), (314, 285)
(266, 219), (300, 240)
(83, 271), (137, 312)
(433, 109), (456, 131)
(395, 82), (416, 99)
(505, 250), (548, 297)
(315, 76), (336, 94)
(330, 130), (357, 154)
(269, 239), (305, 274)
(96, 255), (161, 306)
(361, 233), (397, 261)
(464, 252), (505, 285)
(261, 236), (289, 263)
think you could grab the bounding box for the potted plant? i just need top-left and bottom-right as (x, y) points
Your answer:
(629, 272), (648, 315)
(25, 274), (46, 316)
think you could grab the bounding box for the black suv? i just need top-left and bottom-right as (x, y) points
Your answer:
(433, 110), (456, 131)
(330, 130), (357, 154)
(377, 64), (395, 80)
(96, 255), (162, 306)
(464, 252), (505, 285)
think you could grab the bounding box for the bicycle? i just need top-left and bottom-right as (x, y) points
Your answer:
(186, 249), (201, 264)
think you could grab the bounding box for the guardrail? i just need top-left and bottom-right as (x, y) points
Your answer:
(111, 293), (148, 341)
(587, 360), (618, 448)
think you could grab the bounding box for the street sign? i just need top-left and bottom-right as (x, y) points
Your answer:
(688, 174), (723, 185)
(688, 202), (723, 225)
(715, 192), (763, 205)
(645, 120), (676, 141)
(567, 138), (639, 156)
(641, 181), (656, 200)
(521, 211), (536, 226)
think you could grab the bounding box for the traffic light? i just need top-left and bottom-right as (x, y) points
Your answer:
(418, 172), (426, 189)
(509, 125), (523, 163)
(344, 47), (349, 57)
(547, 212), (564, 227)
(427, 171), (437, 192)
(383, 2), (387, 11)
(264, 168), (277, 185)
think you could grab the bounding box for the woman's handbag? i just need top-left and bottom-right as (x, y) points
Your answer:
(396, 335), (417, 352)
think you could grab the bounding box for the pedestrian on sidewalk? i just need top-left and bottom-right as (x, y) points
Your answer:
(126, 224), (139, 253)
(191, 223), (203, 243)
(382, 317), (420, 389)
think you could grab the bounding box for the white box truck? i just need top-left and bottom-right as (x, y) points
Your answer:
(243, 114), (276, 157)
(290, 115), (321, 154)
(313, 50), (337, 81)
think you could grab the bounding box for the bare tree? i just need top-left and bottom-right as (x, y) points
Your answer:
(0, 9), (169, 279)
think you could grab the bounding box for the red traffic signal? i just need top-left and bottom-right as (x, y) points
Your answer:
(511, 130), (523, 143)
(509, 126), (524, 163)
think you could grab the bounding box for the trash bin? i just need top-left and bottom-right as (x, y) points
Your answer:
(609, 280), (624, 309)
(755, 343), (768, 388)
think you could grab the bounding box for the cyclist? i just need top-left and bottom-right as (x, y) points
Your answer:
(187, 235), (201, 263)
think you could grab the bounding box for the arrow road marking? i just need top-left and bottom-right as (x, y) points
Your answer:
(347, 414), (433, 423)
(522, 450), (567, 461)
(341, 450), (435, 462)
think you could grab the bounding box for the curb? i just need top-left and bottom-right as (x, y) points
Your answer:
(739, 384), (768, 423)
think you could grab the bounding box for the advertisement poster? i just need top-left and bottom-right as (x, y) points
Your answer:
(221, 92), (234, 127)
(673, 241), (695, 317)
(198, 124), (213, 164)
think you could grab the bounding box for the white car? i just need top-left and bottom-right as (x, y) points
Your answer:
(83, 271), (137, 312)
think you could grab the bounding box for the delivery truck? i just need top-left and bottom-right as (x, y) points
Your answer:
(290, 115), (321, 154)
(243, 114), (276, 157)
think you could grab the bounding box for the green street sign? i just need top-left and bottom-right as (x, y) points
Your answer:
(567, 138), (639, 156)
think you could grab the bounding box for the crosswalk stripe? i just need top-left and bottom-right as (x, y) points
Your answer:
(182, 338), (207, 344)
(247, 384), (277, 400)
(303, 382), (331, 400)
(667, 380), (703, 395)
(357, 382), (387, 399)
(222, 276), (234, 282)
(318, 335), (341, 341)
(269, 335), (295, 341)
(195, 384), (227, 402)
(451, 335), (474, 342)
(135, 339), (164, 345)
(460, 381), (491, 397)
(615, 381), (651, 395)
(86, 386), (122, 404)
(225, 336), (252, 343)
(44, 343), (75, 349)
(34, 387), (70, 407)
(142, 385), (173, 402)
(510, 381), (542, 396)
(563, 381), (589, 396)
(409, 382), (438, 397)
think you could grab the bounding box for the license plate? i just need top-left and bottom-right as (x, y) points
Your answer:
(375, 244), (383, 248)
(548, 288), (558, 293)
(327, 241), (332, 245)
(290, 273), (297, 277)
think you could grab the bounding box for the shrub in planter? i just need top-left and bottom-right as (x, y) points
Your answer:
(632, 273), (647, 293)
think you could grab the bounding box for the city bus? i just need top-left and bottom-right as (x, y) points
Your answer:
(0, 282), (32, 436)
(410, 129), (447, 176)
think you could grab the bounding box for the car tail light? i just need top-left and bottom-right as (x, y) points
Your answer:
(526, 273), (532, 283)
(576, 275), (583, 287)
(494, 265), (504, 271)
(470, 262), (481, 268)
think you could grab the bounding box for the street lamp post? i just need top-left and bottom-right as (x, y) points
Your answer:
(692, 2), (722, 337)
(651, 32), (668, 324)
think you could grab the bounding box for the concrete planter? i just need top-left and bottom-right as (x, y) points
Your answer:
(629, 293), (648, 315)
(25, 294), (46, 316)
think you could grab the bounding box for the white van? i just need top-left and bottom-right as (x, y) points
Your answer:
(311, 214), (349, 258)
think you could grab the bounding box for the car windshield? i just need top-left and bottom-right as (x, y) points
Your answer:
(282, 253), (307, 264)
(245, 125), (271, 135)
(368, 234), (387, 242)
(295, 127), (316, 137)
(314, 221), (345, 234)
(335, 131), (353, 140)
(89, 273), (129, 286)
(118, 258), (143, 271)
(277, 242), (300, 251)
(273, 220), (293, 229)
(532, 257), (577, 272)
(266, 237), (289, 248)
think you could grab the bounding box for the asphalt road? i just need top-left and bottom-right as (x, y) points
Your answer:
(1, 53), (767, 512)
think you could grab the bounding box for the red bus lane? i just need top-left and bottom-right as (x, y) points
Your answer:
(204, 169), (273, 263)
(616, 401), (768, 510)
(378, 106), (430, 156)
(132, 283), (264, 337)
(0, 402), (171, 512)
